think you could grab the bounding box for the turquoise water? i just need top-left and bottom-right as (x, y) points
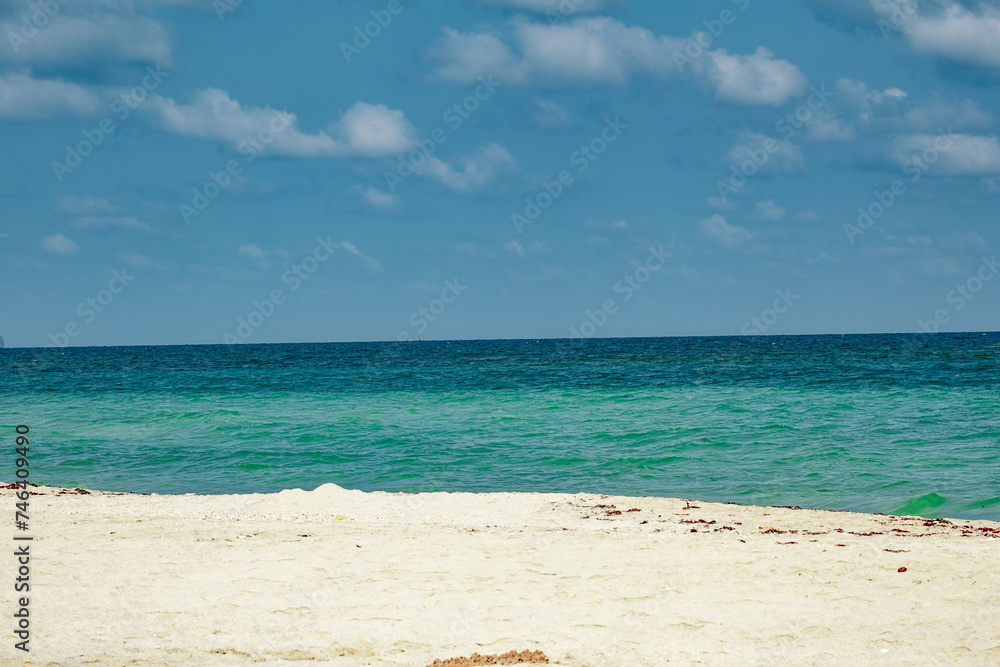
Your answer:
(3, 334), (999, 520)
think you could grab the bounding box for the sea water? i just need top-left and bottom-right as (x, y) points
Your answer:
(2, 334), (998, 520)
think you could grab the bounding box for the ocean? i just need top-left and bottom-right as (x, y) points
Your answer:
(2, 333), (999, 520)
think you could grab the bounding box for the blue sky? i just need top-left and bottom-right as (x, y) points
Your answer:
(2, 0), (999, 346)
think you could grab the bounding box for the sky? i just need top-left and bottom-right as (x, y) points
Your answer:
(1, 0), (1000, 347)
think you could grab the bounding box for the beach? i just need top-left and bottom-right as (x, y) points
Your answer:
(6, 483), (999, 666)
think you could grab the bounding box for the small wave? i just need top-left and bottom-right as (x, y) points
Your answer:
(892, 492), (948, 517)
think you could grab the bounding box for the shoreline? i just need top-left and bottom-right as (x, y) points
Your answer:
(11, 482), (999, 524)
(5, 484), (999, 665)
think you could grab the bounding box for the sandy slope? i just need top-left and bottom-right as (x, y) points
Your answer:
(3, 484), (999, 666)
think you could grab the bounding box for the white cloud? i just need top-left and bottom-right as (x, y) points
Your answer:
(504, 239), (525, 256)
(428, 18), (808, 105)
(55, 195), (116, 215)
(358, 185), (401, 211)
(148, 90), (417, 157)
(237, 244), (265, 260)
(71, 216), (154, 232)
(513, 18), (684, 86)
(804, 1), (1000, 70)
(890, 133), (1000, 174)
(900, 2), (1000, 69)
(428, 27), (525, 84)
(698, 214), (753, 248)
(418, 142), (518, 193)
(897, 99), (993, 133)
(42, 233), (78, 254)
(334, 101), (419, 157)
(0, 73), (104, 119)
(0, 13), (173, 69)
(753, 200), (786, 221)
(795, 210), (821, 222)
(337, 241), (382, 272)
(834, 78), (908, 124)
(833, 78), (992, 134)
(533, 100), (571, 128)
(700, 47), (809, 106)
(727, 131), (804, 172)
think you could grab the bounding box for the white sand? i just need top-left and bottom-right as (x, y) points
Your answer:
(4, 484), (1000, 666)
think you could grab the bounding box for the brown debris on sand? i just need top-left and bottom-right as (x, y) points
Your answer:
(426, 649), (550, 666)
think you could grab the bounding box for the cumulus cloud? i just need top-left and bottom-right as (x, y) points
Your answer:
(896, 98), (994, 132)
(802, 1), (1000, 70)
(700, 47), (809, 106)
(817, 76), (1000, 174)
(358, 185), (401, 211)
(428, 28), (525, 83)
(0, 72), (104, 119)
(889, 133), (1000, 174)
(0, 14), (172, 69)
(0, 0), (232, 72)
(698, 214), (753, 248)
(834, 78), (909, 124)
(42, 233), (78, 254)
(417, 142), (518, 193)
(428, 18), (808, 105)
(148, 89), (418, 157)
(753, 200), (787, 221)
(826, 77), (993, 145)
(899, 2), (1000, 69)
